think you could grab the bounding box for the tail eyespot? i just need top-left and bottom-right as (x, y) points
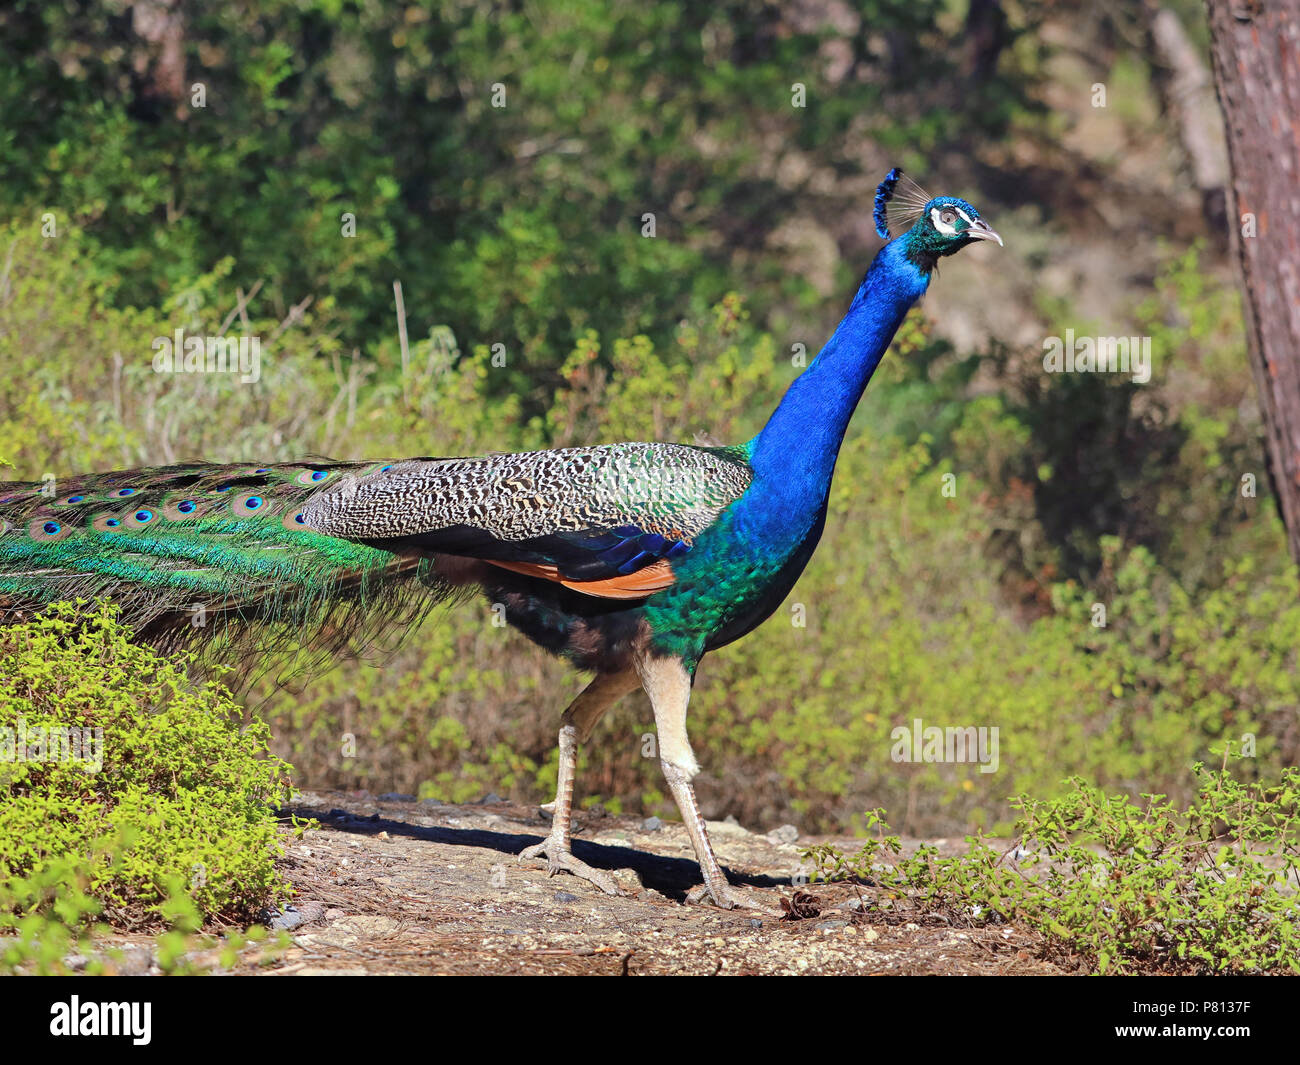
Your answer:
(233, 491), (277, 516)
(162, 498), (201, 520)
(29, 518), (73, 540)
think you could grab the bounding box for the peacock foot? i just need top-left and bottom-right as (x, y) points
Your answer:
(687, 880), (779, 915)
(518, 835), (623, 897)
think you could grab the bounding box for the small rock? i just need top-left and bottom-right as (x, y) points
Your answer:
(554, 891), (579, 903)
(64, 954), (88, 971)
(378, 792), (415, 802)
(641, 816), (663, 832)
(295, 901), (326, 925)
(270, 906), (304, 931)
(860, 927), (880, 943)
(767, 824), (799, 844)
(815, 920), (847, 931)
(478, 792), (504, 805)
(376, 830), (389, 840)
(420, 797), (444, 807)
(324, 908), (347, 922)
(116, 947), (153, 976)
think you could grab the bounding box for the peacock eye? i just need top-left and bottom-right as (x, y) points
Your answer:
(940, 208), (957, 226)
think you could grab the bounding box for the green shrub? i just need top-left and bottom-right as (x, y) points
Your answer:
(0, 602), (295, 940)
(804, 761), (1300, 975)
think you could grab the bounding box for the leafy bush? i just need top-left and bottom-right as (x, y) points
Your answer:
(0, 1), (1041, 369)
(804, 762), (1300, 975)
(0, 602), (295, 943)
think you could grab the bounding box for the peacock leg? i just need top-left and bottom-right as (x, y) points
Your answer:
(637, 654), (775, 912)
(519, 668), (640, 895)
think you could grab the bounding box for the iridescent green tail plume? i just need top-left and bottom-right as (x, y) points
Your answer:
(0, 461), (451, 655)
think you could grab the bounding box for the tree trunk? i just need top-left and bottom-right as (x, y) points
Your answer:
(1206, 0), (1300, 564)
(130, 0), (187, 122)
(1145, 2), (1228, 241)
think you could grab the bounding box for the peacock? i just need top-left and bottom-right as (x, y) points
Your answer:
(0, 171), (1000, 909)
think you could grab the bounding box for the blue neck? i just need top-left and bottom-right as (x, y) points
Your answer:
(748, 239), (930, 501)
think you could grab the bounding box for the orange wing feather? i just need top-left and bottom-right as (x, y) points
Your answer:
(484, 558), (676, 600)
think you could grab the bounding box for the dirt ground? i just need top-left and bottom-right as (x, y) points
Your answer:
(233, 790), (1070, 976)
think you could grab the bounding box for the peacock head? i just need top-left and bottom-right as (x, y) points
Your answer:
(873, 168), (1002, 268)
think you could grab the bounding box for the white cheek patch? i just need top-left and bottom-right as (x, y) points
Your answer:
(930, 206), (957, 236)
(955, 206), (974, 225)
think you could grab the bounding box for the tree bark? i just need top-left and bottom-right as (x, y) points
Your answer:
(1206, 0), (1300, 564)
(130, 0), (187, 122)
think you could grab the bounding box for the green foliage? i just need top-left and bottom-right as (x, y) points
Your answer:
(805, 762), (1300, 975)
(947, 244), (1278, 588)
(0, 856), (108, 975)
(0, 602), (296, 949)
(0, 0), (1041, 382)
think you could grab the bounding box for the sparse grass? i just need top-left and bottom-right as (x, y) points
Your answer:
(804, 759), (1300, 975)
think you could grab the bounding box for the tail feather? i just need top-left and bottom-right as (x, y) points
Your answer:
(0, 460), (453, 654)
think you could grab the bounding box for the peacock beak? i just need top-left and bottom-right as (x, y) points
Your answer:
(967, 219), (1003, 246)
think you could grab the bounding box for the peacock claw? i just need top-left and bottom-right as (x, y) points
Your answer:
(687, 881), (778, 915)
(519, 836), (623, 897)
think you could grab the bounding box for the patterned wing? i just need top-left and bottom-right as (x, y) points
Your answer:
(301, 442), (752, 596)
